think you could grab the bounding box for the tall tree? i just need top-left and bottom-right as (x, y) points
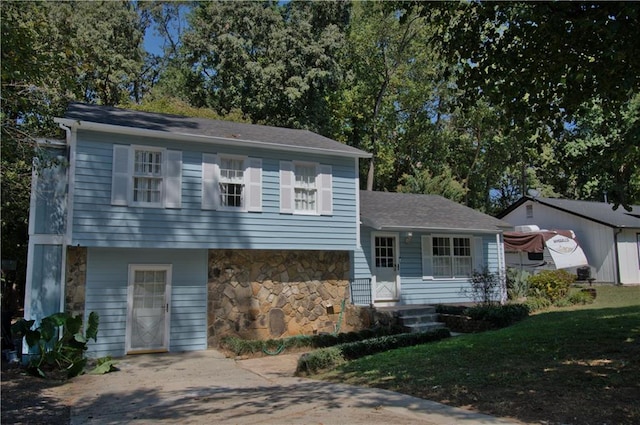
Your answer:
(177, 0), (349, 132)
(426, 1), (640, 207)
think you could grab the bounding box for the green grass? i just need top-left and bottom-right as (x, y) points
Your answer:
(315, 285), (640, 425)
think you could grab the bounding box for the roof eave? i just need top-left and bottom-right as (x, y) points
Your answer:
(54, 118), (373, 159)
(360, 221), (507, 234)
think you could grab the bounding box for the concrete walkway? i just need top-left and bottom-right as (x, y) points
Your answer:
(51, 350), (525, 424)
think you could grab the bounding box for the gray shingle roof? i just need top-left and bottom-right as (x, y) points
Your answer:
(62, 103), (370, 158)
(360, 191), (512, 232)
(530, 197), (640, 228)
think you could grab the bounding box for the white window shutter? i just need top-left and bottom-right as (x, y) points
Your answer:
(111, 145), (130, 206)
(421, 235), (434, 280)
(318, 164), (333, 216)
(474, 236), (485, 273)
(164, 150), (182, 209)
(246, 158), (262, 212)
(280, 161), (294, 214)
(202, 154), (220, 210)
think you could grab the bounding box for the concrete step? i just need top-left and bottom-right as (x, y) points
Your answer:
(398, 313), (440, 326)
(392, 306), (446, 333)
(403, 322), (447, 333)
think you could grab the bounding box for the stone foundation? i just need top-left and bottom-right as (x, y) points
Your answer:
(65, 246), (87, 318)
(207, 249), (371, 346)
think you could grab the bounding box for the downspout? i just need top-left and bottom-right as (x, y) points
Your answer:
(58, 122), (74, 313)
(613, 228), (622, 285)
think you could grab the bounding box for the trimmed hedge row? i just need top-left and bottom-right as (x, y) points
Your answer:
(221, 326), (406, 357)
(295, 328), (451, 376)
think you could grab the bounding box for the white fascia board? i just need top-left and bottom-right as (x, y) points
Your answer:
(54, 118), (372, 159)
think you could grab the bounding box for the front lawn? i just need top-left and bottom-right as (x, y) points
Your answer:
(314, 285), (640, 425)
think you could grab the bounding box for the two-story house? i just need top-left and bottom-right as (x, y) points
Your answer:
(25, 103), (509, 359)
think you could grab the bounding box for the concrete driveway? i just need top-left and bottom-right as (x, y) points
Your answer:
(51, 350), (523, 424)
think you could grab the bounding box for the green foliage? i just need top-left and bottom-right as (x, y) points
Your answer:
(506, 268), (530, 300)
(398, 165), (466, 202)
(462, 268), (503, 305)
(421, 2), (640, 207)
(178, 0), (348, 132)
(296, 347), (345, 375)
(296, 328), (450, 376)
(528, 270), (576, 302)
(463, 304), (530, 328)
(11, 312), (99, 379)
(220, 326), (405, 357)
(523, 296), (552, 312)
(89, 356), (118, 375)
(565, 290), (596, 306)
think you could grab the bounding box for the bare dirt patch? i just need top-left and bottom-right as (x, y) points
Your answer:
(1, 361), (70, 425)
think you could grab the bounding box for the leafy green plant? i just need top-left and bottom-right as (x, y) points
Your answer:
(527, 270), (576, 302)
(89, 355), (118, 375)
(462, 268), (504, 305)
(523, 296), (552, 312)
(506, 268), (530, 300)
(11, 311), (99, 378)
(565, 290), (596, 306)
(463, 304), (530, 327)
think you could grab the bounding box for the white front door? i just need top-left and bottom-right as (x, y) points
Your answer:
(372, 234), (399, 301)
(126, 264), (171, 353)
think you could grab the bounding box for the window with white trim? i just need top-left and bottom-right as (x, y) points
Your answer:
(422, 235), (476, 279)
(201, 153), (262, 212)
(133, 149), (163, 205)
(294, 163), (317, 212)
(111, 145), (182, 208)
(279, 161), (332, 215)
(219, 157), (245, 208)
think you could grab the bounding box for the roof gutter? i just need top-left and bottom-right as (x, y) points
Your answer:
(54, 118), (372, 159)
(362, 221), (507, 234)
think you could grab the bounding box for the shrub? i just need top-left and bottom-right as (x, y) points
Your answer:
(463, 304), (530, 328)
(462, 268), (503, 305)
(221, 326), (406, 357)
(296, 347), (345, 375)
(566, 290), (596, 306)
(523, 296), (552, 312)
(295, 328), (451, 376)
(527, 269), (575, 302)
(435, 305), (467, 315)
(506, 268), (530, 300)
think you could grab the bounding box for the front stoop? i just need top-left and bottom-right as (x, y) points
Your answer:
(378, 305), (447, 333)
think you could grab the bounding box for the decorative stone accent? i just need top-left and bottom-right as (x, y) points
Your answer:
(65, 247), (87, 318)
(207, 249), (370, 346)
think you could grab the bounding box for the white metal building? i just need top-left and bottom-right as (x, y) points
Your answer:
(498, 197), (640, 285)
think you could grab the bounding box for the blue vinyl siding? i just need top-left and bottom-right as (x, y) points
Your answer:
(71, 131), (358, 250)
(84, 248), (207, 358)
(356, 226), (502, 305)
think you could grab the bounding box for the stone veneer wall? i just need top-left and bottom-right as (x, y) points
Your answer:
(65, 246), (87, 318)
(207, 249), (374, 346)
